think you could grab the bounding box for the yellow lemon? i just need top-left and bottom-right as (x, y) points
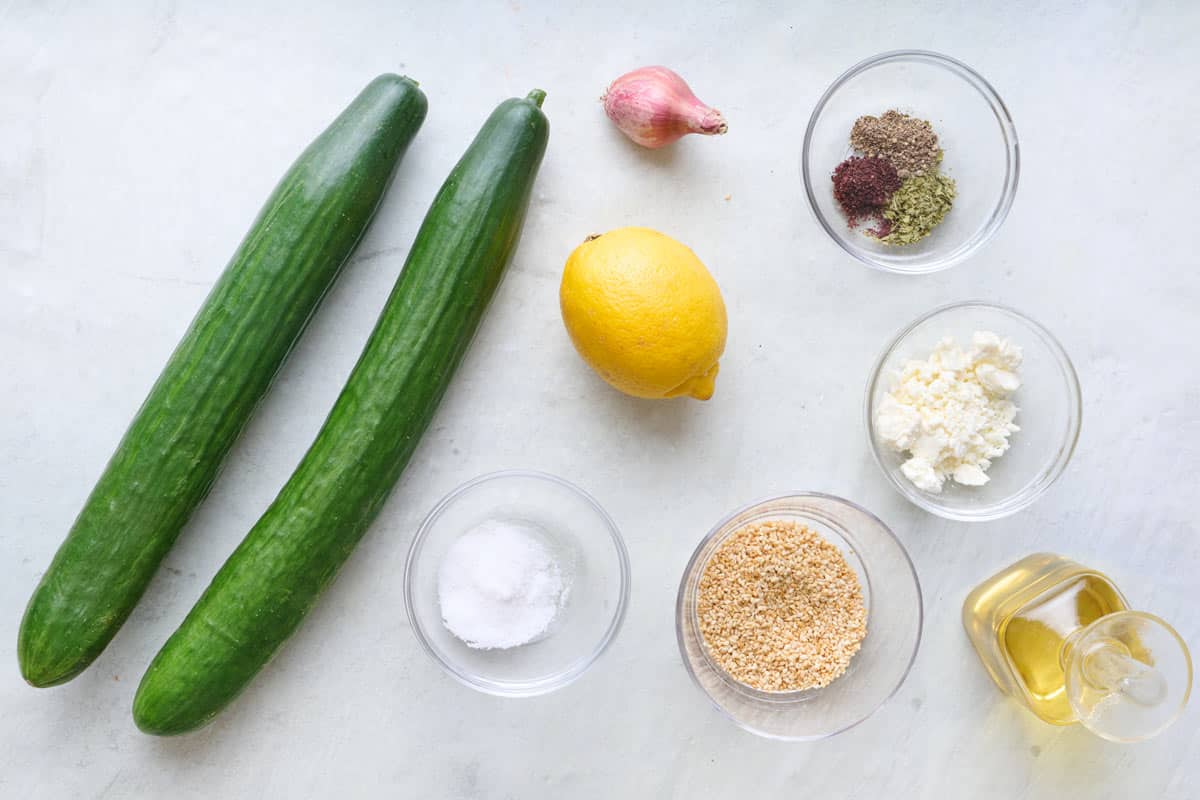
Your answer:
(560, 227), (727, 400)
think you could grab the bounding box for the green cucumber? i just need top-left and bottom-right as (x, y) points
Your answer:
(133, 89), (550, 735)
(19, 75), (428, 688)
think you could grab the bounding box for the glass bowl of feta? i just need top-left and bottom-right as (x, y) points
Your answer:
(865, 302), (1081, 521)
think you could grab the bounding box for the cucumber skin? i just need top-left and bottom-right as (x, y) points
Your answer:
(18, 75), (428, 688)
(133, 92), (550, 735)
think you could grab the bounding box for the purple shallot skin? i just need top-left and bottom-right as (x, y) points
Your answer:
(603, 66), (727, 149)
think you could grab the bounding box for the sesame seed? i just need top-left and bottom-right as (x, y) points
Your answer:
(697, 519), (867, 692)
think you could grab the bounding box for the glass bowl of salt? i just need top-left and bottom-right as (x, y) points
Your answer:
(404, 470), (630, 696)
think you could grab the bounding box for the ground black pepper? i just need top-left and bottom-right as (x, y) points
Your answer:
(850, 110), (942, 179)
(831, 156), (901, 236)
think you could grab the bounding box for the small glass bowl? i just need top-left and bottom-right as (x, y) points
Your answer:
(405, 470), (630, 696)
(676, 493), (922, 740)
(866, 302), (1082, 521)
(802, 50), (1019, 274)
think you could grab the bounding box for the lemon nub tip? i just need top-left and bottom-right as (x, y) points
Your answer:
(668, 362), (720, 401)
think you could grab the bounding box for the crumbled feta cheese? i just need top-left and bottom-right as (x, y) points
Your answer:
(876, 331), (1022, 494)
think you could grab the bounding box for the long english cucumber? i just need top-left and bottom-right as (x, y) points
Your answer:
(19, 75), (428, 687)
(132, 89), (550, 735)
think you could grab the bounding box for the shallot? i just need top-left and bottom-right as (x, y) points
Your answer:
(602, 66), (727, 149)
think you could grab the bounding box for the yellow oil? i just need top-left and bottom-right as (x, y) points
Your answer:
(963, 554), (1128, 725)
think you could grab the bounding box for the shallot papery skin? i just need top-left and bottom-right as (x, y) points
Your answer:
(602, 66), (727, 149)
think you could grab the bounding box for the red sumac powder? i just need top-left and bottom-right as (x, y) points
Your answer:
(831, 156), (901, 236)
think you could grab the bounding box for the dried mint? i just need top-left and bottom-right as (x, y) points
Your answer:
(880, 173), (957, 246)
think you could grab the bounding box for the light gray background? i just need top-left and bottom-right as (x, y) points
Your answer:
(2, 2), (1197, 798)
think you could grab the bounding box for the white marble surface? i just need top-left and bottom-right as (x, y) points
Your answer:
(2, 2), (1198, 797)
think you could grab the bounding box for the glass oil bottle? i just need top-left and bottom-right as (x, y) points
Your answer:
(963, 553), (1192, 742)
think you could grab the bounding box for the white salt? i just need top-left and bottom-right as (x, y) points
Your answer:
(437, 519), (568, 649)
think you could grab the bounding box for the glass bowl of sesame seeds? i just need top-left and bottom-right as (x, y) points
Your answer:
(676, 493), (922, 740)
(802, 50), (1019, 274)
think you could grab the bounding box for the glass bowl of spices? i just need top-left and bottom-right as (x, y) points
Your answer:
(676, 492), (922, 740)
(866, 302), (1082, 521)
(802, 50), (1018, 274)
(405, 470), (630, 696)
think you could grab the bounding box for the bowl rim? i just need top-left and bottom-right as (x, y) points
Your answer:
(674, 491), (924, 740)
(801, 49), (1020, 275)
(864, 300), (1083, 521)
(404, 469), (631, 697)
